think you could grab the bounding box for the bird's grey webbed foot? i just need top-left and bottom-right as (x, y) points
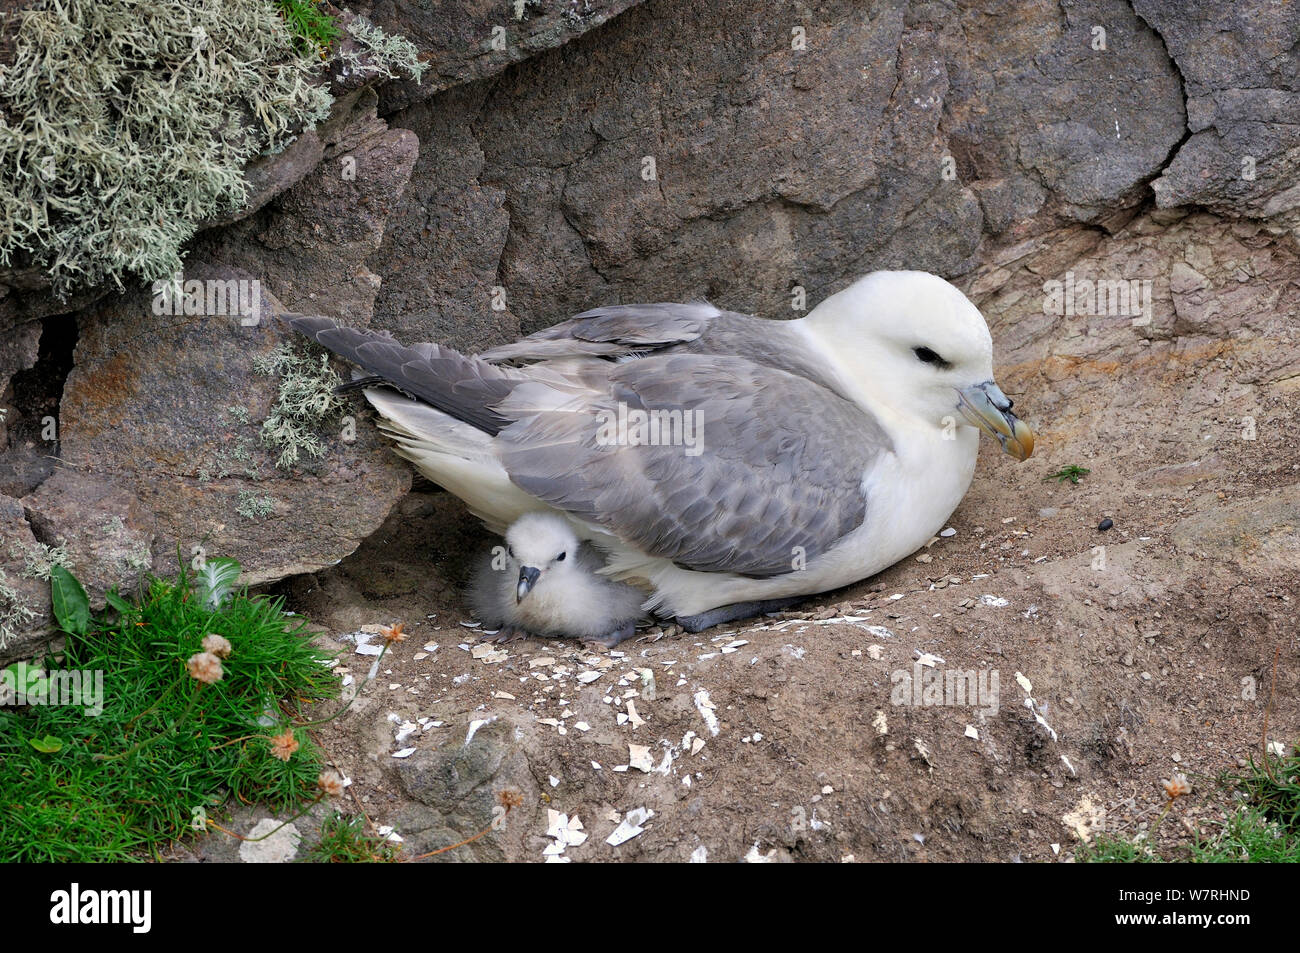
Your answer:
(676, 597), (806, 634)
(584, 621), (637, 649)
(477, 626), (528, 644)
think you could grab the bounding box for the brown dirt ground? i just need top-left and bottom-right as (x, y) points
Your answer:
(227, 209), (1300, 863)
(264, 395), (1299, 862)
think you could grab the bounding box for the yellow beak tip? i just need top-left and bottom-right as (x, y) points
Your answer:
(1009, 423), (1035, 461)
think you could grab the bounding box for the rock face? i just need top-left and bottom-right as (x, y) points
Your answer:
(3, 0), (1299, 664)
(0, 90), (415, 660)
(1136, 0), (1300, 219)
(357, 0), (648, 110)
(370, 0), (1193, 341)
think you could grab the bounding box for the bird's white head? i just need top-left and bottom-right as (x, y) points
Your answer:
(504, 512), (581, 602)
(804, 270), (1034, 460)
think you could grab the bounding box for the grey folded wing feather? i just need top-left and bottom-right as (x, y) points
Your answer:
(498, 353), (891, 577)
(290, 314), (518, 435)
(478, 302), (718, 363)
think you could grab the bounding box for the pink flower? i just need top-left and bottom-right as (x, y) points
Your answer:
(186, 652), (223, 684)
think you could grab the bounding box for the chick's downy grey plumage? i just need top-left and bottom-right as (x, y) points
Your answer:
(468, 512), (647, 646)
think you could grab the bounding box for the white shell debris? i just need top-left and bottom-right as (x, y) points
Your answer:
(964, 725), (979, 740)
(543, 810), (587, 862)
(348, 629), (383, 657)
(939, 527), (956, 537)
(690, 846), (709, 863)
(392, 747), (416, 758)
(639, 668), (657, 699)
(465, 716), (495, 745)
(472, 643), (507, 663)
(872, 710), (888, 736)
(627, 743), (654, 772)
(693, 690), (720, 736)
(606, 807), (653, 846)
(979, 594), (1009, 608)
(626, 699), (646, 730)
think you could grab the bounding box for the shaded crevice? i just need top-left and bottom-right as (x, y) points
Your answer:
(7, 312), (76, 454)
(1127, 1), (1193, 187)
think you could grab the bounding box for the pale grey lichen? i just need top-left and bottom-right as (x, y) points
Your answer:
(237, 491), (276, 520)
(0, 0), (332, 298)
(339, 15), (428, 84)
(0, 570), (38, 651)
(99, 516), (126, 536)
(10, 541), (74, 581)
(254, 344), (348, 469)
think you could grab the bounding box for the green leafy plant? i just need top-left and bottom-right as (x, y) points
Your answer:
(1043, 464), (1090, 485)
(49, 565), (90, 636)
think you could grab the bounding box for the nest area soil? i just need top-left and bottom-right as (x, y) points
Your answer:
(263, 407), (1300, 862)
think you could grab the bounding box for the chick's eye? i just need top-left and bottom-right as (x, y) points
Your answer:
(556, 552), (566, 562)
(913, 346), (945, 365)
(506, 546), (514, 560)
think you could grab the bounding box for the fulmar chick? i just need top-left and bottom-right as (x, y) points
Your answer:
(468, 512), (646, 647)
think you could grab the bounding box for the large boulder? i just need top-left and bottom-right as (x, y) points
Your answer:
(1136, 0), (1300, 219)
(372, 0), (1186, 340)
(0, 90), (419, 657)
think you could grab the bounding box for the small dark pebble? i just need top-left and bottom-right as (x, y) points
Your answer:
(1098, 518), (1114, 531)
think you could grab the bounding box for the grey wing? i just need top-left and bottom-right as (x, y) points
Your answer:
(478, 302), (720, 364)
(498, 354), (892, 577)
(291, 314), (518, 434)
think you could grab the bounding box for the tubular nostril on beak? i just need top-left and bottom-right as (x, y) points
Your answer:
(516, 565), (541, 603)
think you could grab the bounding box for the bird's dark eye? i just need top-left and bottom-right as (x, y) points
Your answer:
(556, 552), (566, 562)
(913, 346), (947, 367)
(506, 546), (514, 559)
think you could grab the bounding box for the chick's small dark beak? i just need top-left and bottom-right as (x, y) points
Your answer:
(516, 566), (541, 603)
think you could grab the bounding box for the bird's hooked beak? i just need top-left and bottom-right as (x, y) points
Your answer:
(956, 381), (1035, 461)
(516, 566), (541, 603)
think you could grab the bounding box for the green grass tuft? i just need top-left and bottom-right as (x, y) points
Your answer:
(304, 811), (399, 863)
(1043, 464), (1091, 485)
(1077, 834), (1162, 863)
(0, 563), (339, 861)
(1080, 747), (1300, 863)
(274, 0), (341, 57)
